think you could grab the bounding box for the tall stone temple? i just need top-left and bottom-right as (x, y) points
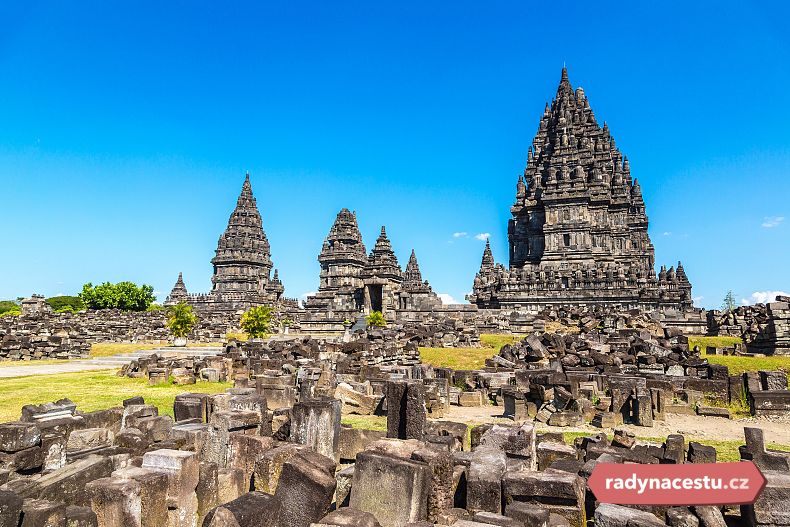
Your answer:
(468, 68), (693, 312)
(303, 208), (442, 326)
(165, 173), (290, 312)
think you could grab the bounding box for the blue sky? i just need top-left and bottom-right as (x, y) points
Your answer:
(1, 1), (788, 309)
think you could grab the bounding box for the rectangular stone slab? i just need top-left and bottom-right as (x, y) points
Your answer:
(350, 451), (429, 527)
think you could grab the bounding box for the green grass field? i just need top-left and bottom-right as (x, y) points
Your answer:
(706, 355), (790, 375)
(0, 370), (231, 422)
(687, 335), (743, 352)
(419, 333), (520, 370)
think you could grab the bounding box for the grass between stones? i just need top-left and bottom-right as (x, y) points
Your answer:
(419, 333), (520, 370)
(706, 354), (790, 375)
(0, 370), (231, 422)
(686, 335), (743, 351)
(336, 419), (790, 463)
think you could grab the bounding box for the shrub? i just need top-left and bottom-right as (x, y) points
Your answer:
(166, 303), (198, 338)
(366, 311), (386, 328)
(240, 306), (274, 338)
(79, 282), (155, 311)
(0, 300), (20, 316)
(46, 295), (84, 312)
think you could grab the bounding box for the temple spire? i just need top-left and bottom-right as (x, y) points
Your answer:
(211, 173), (275, 295)
(367, 225), (402, 279)
(403, 249), (424, 285)
(164, 272), (188, 305)
(481, 239), (495, 270)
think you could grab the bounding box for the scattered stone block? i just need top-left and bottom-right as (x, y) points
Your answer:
(111, 467), (169, 527)
(202, 491), (281, 527)
(662, 434), (684, 465)
(290, 397), (341, 460)
(593, 503), (665, 527)
(666, 507), (698, 527)
(318, 507), (382, 527)
(20, 498), (67, 527)
(536, 442), (577, 471)
(459, 392), (484, 407)
(503, 470), (586, 527)
(693, 506), (726, 527)
(349, 451), (429, 527)
(0, 422), (41, 452)
(141, 449), (199, 527)
(0, 489), (23, 527)
(217, 468), (245, 506)
(741, 470), (790, 527)
(472, 511), (524, 526)
(505, 501), (549, 527)
(65, 505), (98, 527)
(385, 381), (426, 440)
(252, 444), (306, 495)
(273, 449), (336, 527)
(411, 445), (453, 523)
(611, 429), (635, 449)
(695, 406), (729, 418)
(547, 411), (582, 427)
(467, 448), (507, 514)
(85, 476), (143, 527)
(334, 383), (379, 416)
(687, 442), (716, 464)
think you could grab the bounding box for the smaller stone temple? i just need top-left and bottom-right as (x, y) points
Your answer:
(302, 209), (444, 328)
(165, 173), (293, 313)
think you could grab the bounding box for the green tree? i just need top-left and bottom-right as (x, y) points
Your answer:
(722, 290), (737, 313)
(366, 310), (386, 328)
(166, 302), (198, 338)
(240, 305), (274, 338)
(0, 300), (21, 317)
(79, 282), (155, 311)
(46, 295), (84, 313)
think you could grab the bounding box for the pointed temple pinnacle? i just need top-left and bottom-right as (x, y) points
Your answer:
(561, 65), (569, 82)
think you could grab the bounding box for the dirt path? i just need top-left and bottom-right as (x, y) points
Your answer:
(0, 361), (116, 378)
(444, 405), (790, 445)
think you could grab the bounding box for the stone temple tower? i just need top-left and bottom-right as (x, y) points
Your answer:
(166, 172), (286, 311)
(468, 68), (692, 312)
(210, 172), (275, 296)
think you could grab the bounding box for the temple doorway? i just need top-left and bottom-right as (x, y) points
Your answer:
(367, 285), (383, 313)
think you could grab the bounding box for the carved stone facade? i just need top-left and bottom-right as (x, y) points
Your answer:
(165, 173), (294, 313)
(468, 68), (693, 312)
(303, 209), (443, 327)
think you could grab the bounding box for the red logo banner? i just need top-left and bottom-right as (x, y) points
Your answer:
(588, 462), (766, 506)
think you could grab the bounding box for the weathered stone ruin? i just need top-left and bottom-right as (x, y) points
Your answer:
(0, 309), (236, 361)
(165, 173), (298, 314)
(494, 328), (790, 422)
(705, 297), (790, 356)
(301, 210), (475, 332)
(1, 364), (788, 526)
(468, 68), (693, 313)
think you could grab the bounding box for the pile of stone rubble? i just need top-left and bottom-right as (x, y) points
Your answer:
(0, 384), (788, 527)
(494, 330), (790, 423)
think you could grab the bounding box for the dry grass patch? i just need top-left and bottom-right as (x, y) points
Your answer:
(90, 341), (224, 358)
(419, 347), (494, 370)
